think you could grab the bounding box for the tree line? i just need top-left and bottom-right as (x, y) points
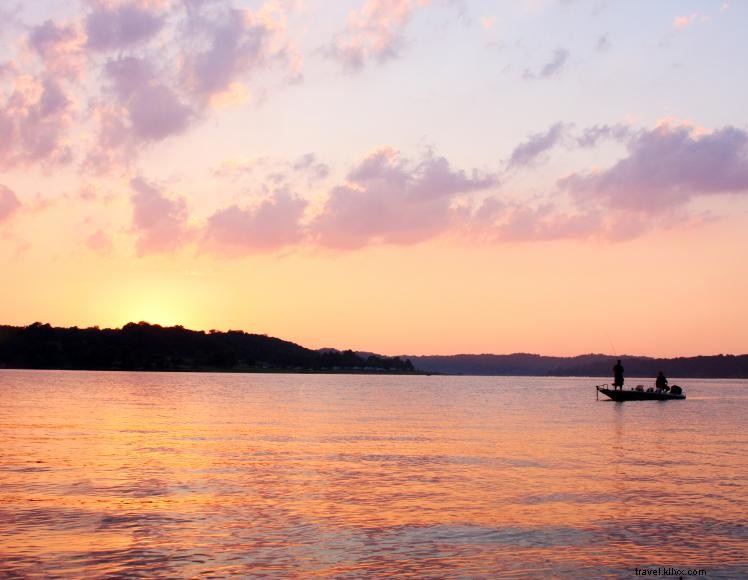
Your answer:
(0, 322), (416, 373)
(409, 352), (748, 378)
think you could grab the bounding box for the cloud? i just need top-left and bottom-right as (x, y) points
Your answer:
(211, 153), (329, 188)
(540, 48), (569, 77)
(4, 1), (301, 172)
(28, 20), (85, 77)
(181, 8), (270, 100)
(85, 3), (166, 51)
(0, 185), (21, 222)
(114, 122), (748, 254)
(204, 189), (307, 253)
(181, 1), (300, 102)
(313, 147), (495, 248)
(476, 121), (748, 243)
(293, 153), (330, 181)
(595, 34), (610, 52)
(507, 123), (566, 169)
(85, 1), (299, 168)
(525, 48), (569, 79)
(327, 0), (427, 71)
(86, 229), (114, 254)
(491, 204), (604, 242)
(575, 124), (632, 148)
(211, 156), (268, 179)
(471, 195), (673, 243)
(558, 123), (748, 211)
(673, 14), (697, 30)
(85, 56), (193, 170)
(0, 75), (75, 168)
(106, 57), (193, 141)
(130, 177), (192, 255)
(1, 18), (83, 170)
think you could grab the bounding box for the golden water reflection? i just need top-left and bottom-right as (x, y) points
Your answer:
(1, 371), (747, 577)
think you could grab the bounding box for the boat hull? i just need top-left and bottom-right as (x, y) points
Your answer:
(597, 386), (686, 401)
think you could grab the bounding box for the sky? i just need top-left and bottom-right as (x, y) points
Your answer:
(1, 0), (747, 357)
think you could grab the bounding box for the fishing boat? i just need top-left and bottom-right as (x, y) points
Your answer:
(596, 384), (686, 401)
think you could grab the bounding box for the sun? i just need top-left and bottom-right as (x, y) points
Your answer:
(120, 296), (190, 328)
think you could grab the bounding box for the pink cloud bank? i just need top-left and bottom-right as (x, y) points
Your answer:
(125, 120), (748, 256)
(204, 190), (308, 253)
(313, 147), (495, 248)
(559, 124), (748, 211)
(1, 0), (299, 173)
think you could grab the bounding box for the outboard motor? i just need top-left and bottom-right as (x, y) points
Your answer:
(671, 385), (682, 395)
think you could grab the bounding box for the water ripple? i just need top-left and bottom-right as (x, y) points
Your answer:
(0, 371), (746, 578)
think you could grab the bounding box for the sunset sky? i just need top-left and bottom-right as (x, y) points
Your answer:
(1, 0), (747, 357)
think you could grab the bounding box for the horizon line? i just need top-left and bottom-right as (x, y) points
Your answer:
(5, 321), (746, 360)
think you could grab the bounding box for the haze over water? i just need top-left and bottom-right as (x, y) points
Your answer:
(1, 370), (746, 577)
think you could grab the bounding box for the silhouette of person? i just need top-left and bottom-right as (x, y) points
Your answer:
(613, 359), (624, 390)
(655, 371), (669, 391)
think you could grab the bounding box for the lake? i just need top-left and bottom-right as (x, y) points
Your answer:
(1, 370), (746, 578)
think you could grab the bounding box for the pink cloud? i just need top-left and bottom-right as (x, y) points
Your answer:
(524, 48), (569, 80)
(84, 103), (137, 172)
(491, 204), (603, 242)
(85, 1), (297, 168)
(313, 147), (495, 248)
(103, 56), (193, 142)
(293, 153), (330, 182)
(575, 124), (632, 148)
(0, 75), (75, 168)
(673, 14), (697, 29)
(0, 185), (21, 222)
(86, 229), (114, 254)
(181, 9), (269, 100)
(471, 196), (675, 243)
(130, 177), (192, 255)
(558, 124), (748, 211)
(28, 20), (86, 78)
(204, 190), (308, 254)
(180, 1), (300, 102)
(2, 1), (301, 173)
(507, 123), (566, 169)
(327, 0), (427, 71)
(85, 3), (166, 51)
(1, 20), (87, 172)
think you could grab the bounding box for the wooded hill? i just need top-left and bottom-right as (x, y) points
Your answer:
(2, 323), (745, 378)
(408, 353), (748, 378)
(0, 322), (415, 373)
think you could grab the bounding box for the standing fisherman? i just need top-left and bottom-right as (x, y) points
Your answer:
(655, 371), (669, 391)
(613, 359), (624, 390)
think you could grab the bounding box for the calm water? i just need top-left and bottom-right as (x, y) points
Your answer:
(0, 371), (746, 578)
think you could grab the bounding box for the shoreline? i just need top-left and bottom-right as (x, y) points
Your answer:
(2, 367), (748, 379)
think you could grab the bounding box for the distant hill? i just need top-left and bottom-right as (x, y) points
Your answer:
(0, 322), (415, 374)
(408, 353), (748, 378)
(2, 323), (745, 378)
